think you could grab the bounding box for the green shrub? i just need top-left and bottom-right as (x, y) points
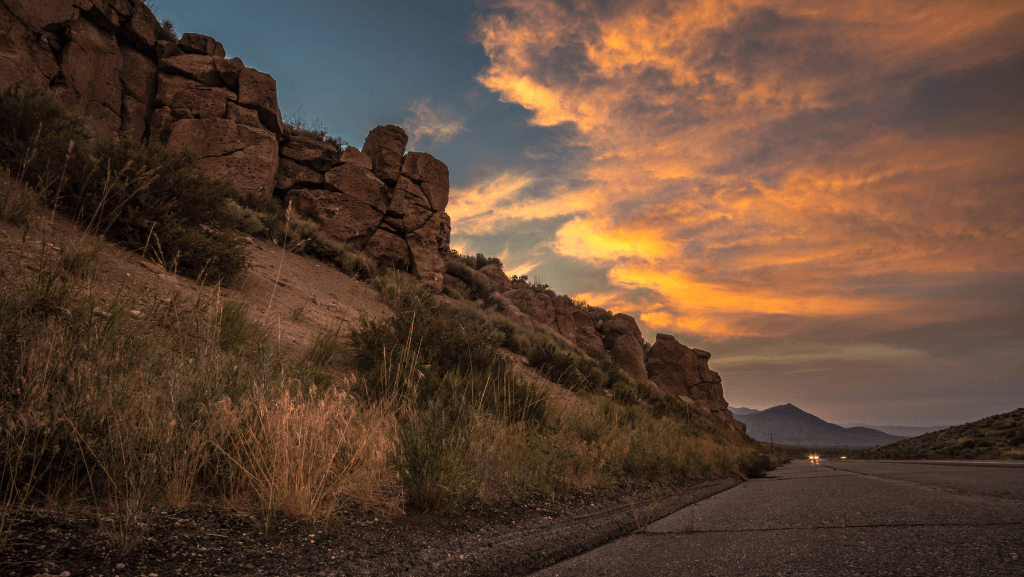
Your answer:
(351, 271), (547, 424)
(0, 87), (249, 283)
(445, 258), (491, 299)
(527, 342), (606, 392)
(391, 401), (474, 514)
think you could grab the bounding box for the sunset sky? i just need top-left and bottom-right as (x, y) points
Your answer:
(157, 0), (1023, 426)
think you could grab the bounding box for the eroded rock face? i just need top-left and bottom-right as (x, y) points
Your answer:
(505, 289), (556, 327)
(275, 158), (324, 192)
(286, 187), (384, 245)
(572, 310), (606, 357)
(56, 17), (123, 137)
(646, 333), (744, 432)
(178, 32), (225, 58)
(1, 1), (457, 292)
(362, 125), (408, 186)
(281, 136), (341, 172)
(159, 54), (224, 87)
(601, 313), (648, 382)
(166, 118), (278, 197)
(401, 151), (449, 210)
(406, 211), (450, 292)
(323, 163), (389, 213)
(0, 7), (60, 90)
(478, 264), (511, 294)
(237, 67), (283, 138)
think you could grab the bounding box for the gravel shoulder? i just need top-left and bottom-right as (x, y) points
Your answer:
(2, 478), (740, 577)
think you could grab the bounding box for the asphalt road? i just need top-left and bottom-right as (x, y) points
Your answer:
(529, 459), (1024, 577)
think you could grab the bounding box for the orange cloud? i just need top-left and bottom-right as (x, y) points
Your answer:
(472, 0), (1024, 340)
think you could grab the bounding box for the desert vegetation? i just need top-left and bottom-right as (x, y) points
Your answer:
(858, 408), (1024, 460)
(0, 86), (776, 556)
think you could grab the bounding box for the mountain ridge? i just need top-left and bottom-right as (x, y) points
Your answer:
(734, 403), (906, 447)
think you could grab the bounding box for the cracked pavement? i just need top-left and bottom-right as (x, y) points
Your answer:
(529, 459), (1024, 577)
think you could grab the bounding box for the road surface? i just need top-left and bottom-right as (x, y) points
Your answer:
(529, 459), (1024, 577)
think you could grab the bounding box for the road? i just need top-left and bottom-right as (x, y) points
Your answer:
(529, 459), (1024, 577)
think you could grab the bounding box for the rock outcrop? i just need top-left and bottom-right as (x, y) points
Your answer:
(601, 314), (648, 382)
(0, 0), (452, 290)
(646, 333), (744, 433)
(282, 125), (452, 291)
(0, 0), (743, 435)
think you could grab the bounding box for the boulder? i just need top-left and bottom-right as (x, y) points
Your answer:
(285, 188), (384, 247)
(601, 313), (648, 381)
(178, 32), (226, 58)
(155, 39), (183, 59)
(237, 66), (284, 138)
(362, 125), (407, 186)
(158, 54), (224, 87)
(214, 57), (244, 91)
(382, 177), (432, 234)
(116, 46), (156, 139)
(2, 0), (79, 29)
(274, 158), (324, 192)
(401, 151), (449, 210)
(166, 118), (278, 197)
(645, 333), (702, 395)
(477, 264), (511, 294)
(119, 46), (157, 106)
(83, 0), (133, 34)
(166, 83), (236, 119)
(0, 7), (60, 90)
(551, 296), (576, 341)
(280, 136), (340, 172)
(364, 228), (411, 270)
(119, 95), (148, 139)
(572, 310), (606, 356)
(504, 289), (555, 327)
(55, 17), (123, 137)
(645, 333), (743, 430)
(406, 211), (450, 292)
(148, 106), (174, 142)
(692, 349), (723, 383)
(118, 4), (161, 54)
(323, 163), (389, 213)
(225, 101), (261, 128)
(339, 146), (372, 170)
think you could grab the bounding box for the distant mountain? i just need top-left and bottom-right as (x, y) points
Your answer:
(838, 423), (950, 437)
(730, 407), (761, 417)
(735, 403), (906, 447)
(859, 408), (1024, 460)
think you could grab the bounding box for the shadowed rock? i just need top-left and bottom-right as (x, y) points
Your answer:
(166, 118), (278, 197)
(601, 314), (648, 382)
(178, 32), (226, 58)
(363, 125), (408, 186)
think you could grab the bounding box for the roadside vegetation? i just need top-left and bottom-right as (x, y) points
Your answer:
(858, 408), (1024, 460)
(1, 86), (777, 554)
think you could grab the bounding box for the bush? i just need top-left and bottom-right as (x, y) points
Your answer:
(350, 271), (547, 425)
(0, 87), (249, 283)
(445, 259), (491, 299)
(527, 342), (606, 392)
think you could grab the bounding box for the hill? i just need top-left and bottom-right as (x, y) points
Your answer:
(736, 404), (906, 447)
(839, 423), (950, 437)
(730, 406), (761, 417)
(858, 408), (1024, 460)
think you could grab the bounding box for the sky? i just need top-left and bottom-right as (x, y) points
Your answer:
(155, 0), (1023, 427)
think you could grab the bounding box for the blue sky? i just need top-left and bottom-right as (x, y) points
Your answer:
(154, 0), (1024, 427)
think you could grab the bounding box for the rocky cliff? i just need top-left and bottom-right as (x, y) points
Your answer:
(0, 0), (742, 433)
(0, 0), (450, 288)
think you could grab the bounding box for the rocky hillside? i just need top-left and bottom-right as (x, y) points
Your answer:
(0, 0), (745, 432)
(858, 408), (1024, 460)
(737, 404), (905, 448)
